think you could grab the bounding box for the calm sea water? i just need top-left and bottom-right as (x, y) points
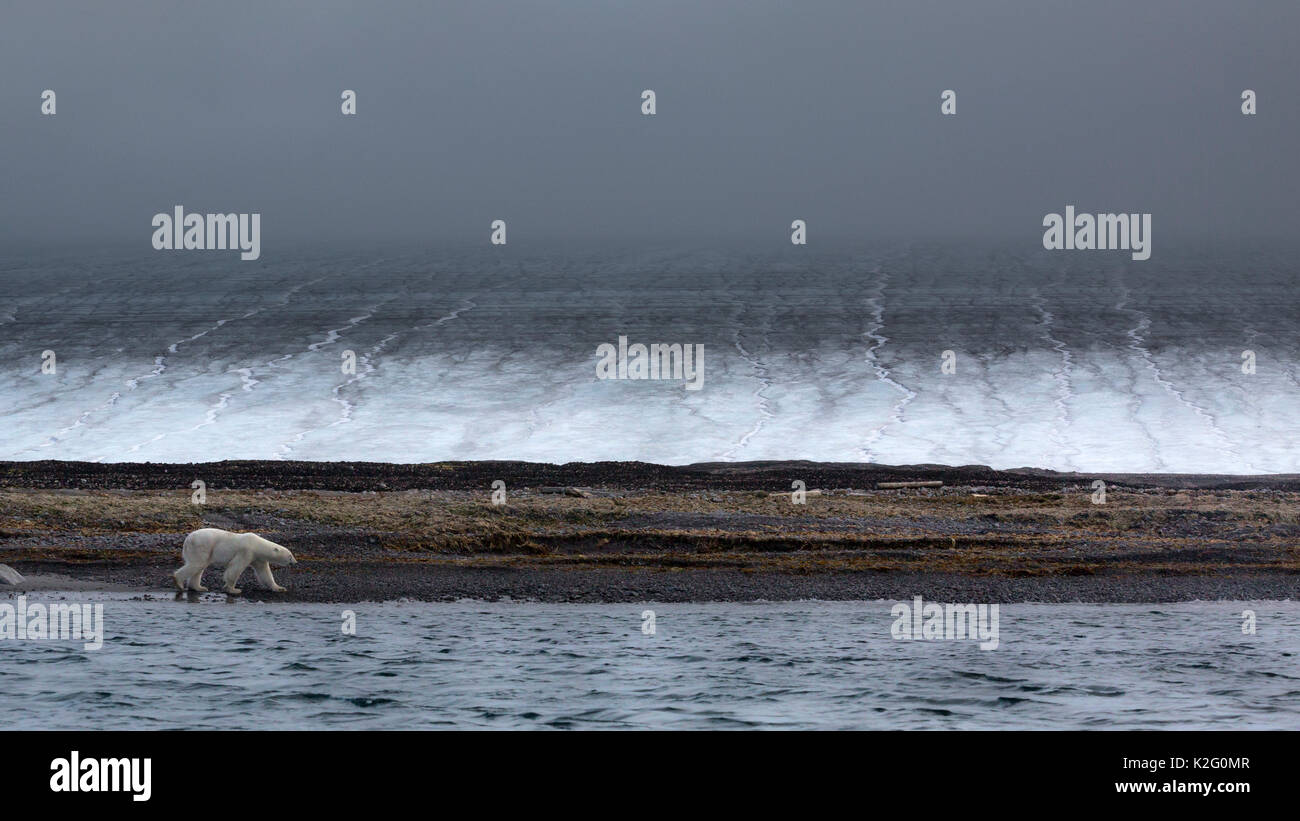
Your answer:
(2, 597), (1296, 730)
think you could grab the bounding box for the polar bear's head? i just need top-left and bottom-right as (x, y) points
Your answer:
(267, 543), (297, 567)
(249, 534), (297, 567)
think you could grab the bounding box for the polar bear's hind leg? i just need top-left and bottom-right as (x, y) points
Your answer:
(186, 562), (209, 591)
(176, 530), (215, 592)
(222, 554), (252, 595)
(174, 563), (208, 592)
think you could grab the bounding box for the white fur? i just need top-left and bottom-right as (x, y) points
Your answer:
(173, 528), (297, 594)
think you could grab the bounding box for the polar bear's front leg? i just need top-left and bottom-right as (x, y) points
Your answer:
(252, 560), (287, 592)
(222, 554), (252, 594)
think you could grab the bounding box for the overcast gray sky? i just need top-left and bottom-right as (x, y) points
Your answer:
(1, 0), (1297, 248)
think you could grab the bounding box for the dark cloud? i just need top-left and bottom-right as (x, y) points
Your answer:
(1, 0), (1296, 248)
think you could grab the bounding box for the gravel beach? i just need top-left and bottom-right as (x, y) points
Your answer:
(1, 460), (1297, 603)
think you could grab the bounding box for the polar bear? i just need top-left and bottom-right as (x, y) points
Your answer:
(173, 528), (297, 594)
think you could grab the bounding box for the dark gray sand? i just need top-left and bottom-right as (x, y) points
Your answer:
(6, 565), (1296, 605)
(1, 460), (1296, 603)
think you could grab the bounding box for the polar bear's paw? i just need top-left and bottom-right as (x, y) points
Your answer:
(224, 586), (242, 595)
(174, 570), (207, 592)
(270, 584), (287, 593)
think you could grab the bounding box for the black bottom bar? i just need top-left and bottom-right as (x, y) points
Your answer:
(6, 730), (1285, 808)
